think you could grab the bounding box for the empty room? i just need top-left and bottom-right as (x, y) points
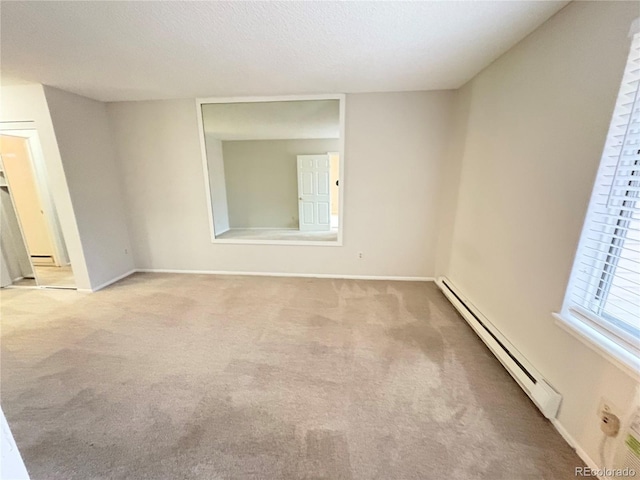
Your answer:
(0, 1), (638, 479)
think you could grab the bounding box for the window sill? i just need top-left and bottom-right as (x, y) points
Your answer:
(210, 238), (343, 247)
(553, 312), (640, 382)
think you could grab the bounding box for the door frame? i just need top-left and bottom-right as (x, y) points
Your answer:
(195, 94), (346, 246)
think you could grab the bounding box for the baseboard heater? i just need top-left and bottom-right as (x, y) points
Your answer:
(436, 276), (562, 419)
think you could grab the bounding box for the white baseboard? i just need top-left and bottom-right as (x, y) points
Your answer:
(551, 418), (603, 478)
(89, 269), (137, 292)
(135, 268), (433, 282)
(20, 269), (433, 293)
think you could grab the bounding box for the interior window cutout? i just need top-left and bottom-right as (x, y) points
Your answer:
(197, 96), (344, 245)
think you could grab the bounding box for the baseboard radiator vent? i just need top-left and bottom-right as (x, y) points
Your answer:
(436, 276), (562, 419)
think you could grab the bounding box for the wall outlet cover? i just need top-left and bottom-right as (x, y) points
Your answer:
(598, 397), (620, 417)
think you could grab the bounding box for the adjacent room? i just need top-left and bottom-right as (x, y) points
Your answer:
(200, 98), (343, 243)
(0, 128), (75, 288)
(0, 2), (638, 480)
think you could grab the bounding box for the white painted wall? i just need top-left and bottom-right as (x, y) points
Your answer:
(222, 138), (339, 229)
(203, 135), (230, 234)
(107, 91), (454, 277)
(0, 84), (91, 289)
(438, 0), (640, 468)
(43, 86), (134, 290)
(0, 407), (29, 480)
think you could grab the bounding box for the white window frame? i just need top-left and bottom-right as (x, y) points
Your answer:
(555, 26), (640, 380)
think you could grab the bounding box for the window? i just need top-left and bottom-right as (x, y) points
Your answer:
(558, 32), (640, 373)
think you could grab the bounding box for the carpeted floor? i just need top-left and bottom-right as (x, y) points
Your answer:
(12, 265), (76, 288)
(0, 273), (583, 479)
(33, 265), (76, 287)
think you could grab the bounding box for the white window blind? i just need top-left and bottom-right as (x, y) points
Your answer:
(563, 32), (640, 363)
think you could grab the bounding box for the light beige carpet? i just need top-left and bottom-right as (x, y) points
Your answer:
(12, 266), (75, 288)
(34, 265), (76, 287)
(0, 273), (583, 479)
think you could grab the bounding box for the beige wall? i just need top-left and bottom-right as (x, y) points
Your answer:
(44, 86), (134, 290)
(222, 138), (339, 229)
(107, 91), (454, 277)
(438, 0), (639, 468)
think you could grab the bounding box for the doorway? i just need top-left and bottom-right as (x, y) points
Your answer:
(297, 154), (332, 232)
(0, 128), (76, 289)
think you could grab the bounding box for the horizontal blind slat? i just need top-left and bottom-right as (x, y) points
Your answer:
(569, 291), (640, 323)
(573, 276), (640, 302)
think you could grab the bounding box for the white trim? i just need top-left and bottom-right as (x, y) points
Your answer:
(90, 269), (136, 292)
(195, 94), (346, 246)
(209, 239), (341, 247)
(553, 312), (640, 382)
(337, 97), (345, 246)
(569, 306), (639, 356)
(0, 121), (36, 130)
(136, 268), (432, 282)
(551, 418), (604, 479)
(196, 93), (345, 105)
(3, 270), (432, 292)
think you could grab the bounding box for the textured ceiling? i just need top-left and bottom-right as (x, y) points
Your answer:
(0, 1), (569, 102)
(202, 100), (339, 140)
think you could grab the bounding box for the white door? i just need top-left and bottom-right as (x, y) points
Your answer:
(297, 155), (331, 232)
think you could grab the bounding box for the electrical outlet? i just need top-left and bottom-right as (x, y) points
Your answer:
(597, 397), (619, 417)
(598, 397), (621, 437)
(358, 252), (363, 259)
(600, 411), (621, 437)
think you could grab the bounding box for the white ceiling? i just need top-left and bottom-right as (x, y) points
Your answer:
(202, 99), (340, 141)
(0, 1), (569, 103)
